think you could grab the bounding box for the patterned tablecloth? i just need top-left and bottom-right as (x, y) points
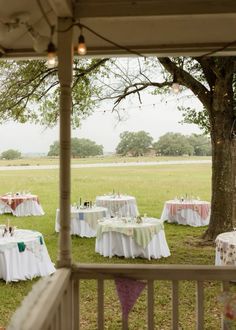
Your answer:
(215, 231), (236, 265)
(95, 217), (170, 259)
(0, 194), (44, 216)
(55, 206), (108, 237)
(97, 218), (164, 248)
(160, 200), (211, 227)
(0, 228), (55, 282)
(96, 195), (139, 217)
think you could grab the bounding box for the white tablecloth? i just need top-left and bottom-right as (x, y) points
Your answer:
(0, 194), (45, 217)
(95, 218), (170, 260)
(215, 231), (236, 266)
(160, 200), (210, 227)
(95, 195), (139, 217)
(0, 228), (55, 282)
(55, 206), (108, 237)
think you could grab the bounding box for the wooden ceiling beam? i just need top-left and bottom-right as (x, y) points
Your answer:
(74, 0), (236, 18)
(48, 0), (73, 17)
(3, 41), (236, 59)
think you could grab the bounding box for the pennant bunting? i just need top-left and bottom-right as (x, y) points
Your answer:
(115, 277), (146, 320)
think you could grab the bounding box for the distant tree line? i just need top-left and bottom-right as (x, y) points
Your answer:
(48, 137), (103, 158)
(116, 131), (211, 157)
(0, 149), (21, 160)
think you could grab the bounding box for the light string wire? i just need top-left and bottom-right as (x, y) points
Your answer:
(36, 0), (236, 58)
(60, 21), (236, 58)
(36, 0), (146, 58)
(36, 0), (53, 29)
(199, 39), (236, 58)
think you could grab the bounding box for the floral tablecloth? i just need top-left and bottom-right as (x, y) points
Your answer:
(215, 231), (236, 265)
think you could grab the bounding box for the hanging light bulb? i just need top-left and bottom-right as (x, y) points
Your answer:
(171, 73), (180, 94)
(77, 28), (87, 55)
(47, 41), (57, 68)
(172, 82), (180, 94)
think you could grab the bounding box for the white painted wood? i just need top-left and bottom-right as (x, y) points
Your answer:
(8, 265), (236, 330)
(221, 281), (230, 330)
(196, 281), (204, 330)
(57, 17), (73, 268)
(98, 279), (104, 330)
(73, 279), (79, 330)
(147, 280), (154, 330)
(48, 0), (72, 17)
(72, 264), (236, 281)
(8, 268), (71, 330)
(172, 280), (179, 330)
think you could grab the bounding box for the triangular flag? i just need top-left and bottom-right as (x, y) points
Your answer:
(115, 277), (146, 320)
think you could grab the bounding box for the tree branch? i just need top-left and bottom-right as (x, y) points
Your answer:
(113, 81), (171, 108)
(158, 57), (211, 109)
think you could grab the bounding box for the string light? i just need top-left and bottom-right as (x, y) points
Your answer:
(77, 27), (87, 55)
(47, 41), (57, 68)
(171, 73), (180, 94)
(172, 82), (180, 94)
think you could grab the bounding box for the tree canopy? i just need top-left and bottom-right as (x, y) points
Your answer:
(0, 58), (108, 127)
(48, 138), (103, 158)
(153, 133), (193, 156)
(1, 149), (21, 160)
(153, 133), (211, 156)
(116, 131), (153, 156)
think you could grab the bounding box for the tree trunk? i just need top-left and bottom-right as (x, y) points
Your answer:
(203, 107), (236, 240)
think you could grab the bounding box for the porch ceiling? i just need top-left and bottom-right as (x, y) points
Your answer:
(0, 0), (236, 58)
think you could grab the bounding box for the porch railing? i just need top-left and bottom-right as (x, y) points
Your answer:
(7, 264), (236, 330)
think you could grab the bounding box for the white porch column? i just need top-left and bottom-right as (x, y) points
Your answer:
(57, 17), (73, 267)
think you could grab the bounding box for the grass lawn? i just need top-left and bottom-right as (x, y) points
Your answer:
(0, 162), (229, 329)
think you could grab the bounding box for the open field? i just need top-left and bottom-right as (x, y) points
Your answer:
(0, 161), (230, 329)
(0, 155), (211, 167)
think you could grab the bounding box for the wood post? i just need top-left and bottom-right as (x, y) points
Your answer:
(57, 17), (73, 268)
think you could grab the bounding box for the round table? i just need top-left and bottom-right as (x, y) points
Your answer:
(0, 193), (45, 217)
(55, 206), (108, 237)
(95, 217), (170, 260)
(215, 231), (236, 266)
(0, 228), (55, 282)
(160, 199), (210, 226)
(95, 195), (139, 218)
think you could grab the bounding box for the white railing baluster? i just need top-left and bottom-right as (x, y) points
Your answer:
(55, 308), (60, 330)
(73, 279), (79, 330)
(58, 302), (62, 330)
(221, 281), (230, 330)
(98, 279), (104, 330)
(147, 280), (154, 329)
(196, 281), (204, 330)
(172, 280), (179, 330)
(8, 265), (236, 330)
(61, 292), (67, 330)
(67, 280), (73, 330)
(52, 313), (56, 330)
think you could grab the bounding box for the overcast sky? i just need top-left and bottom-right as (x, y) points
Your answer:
(0, 91), (202, 154)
